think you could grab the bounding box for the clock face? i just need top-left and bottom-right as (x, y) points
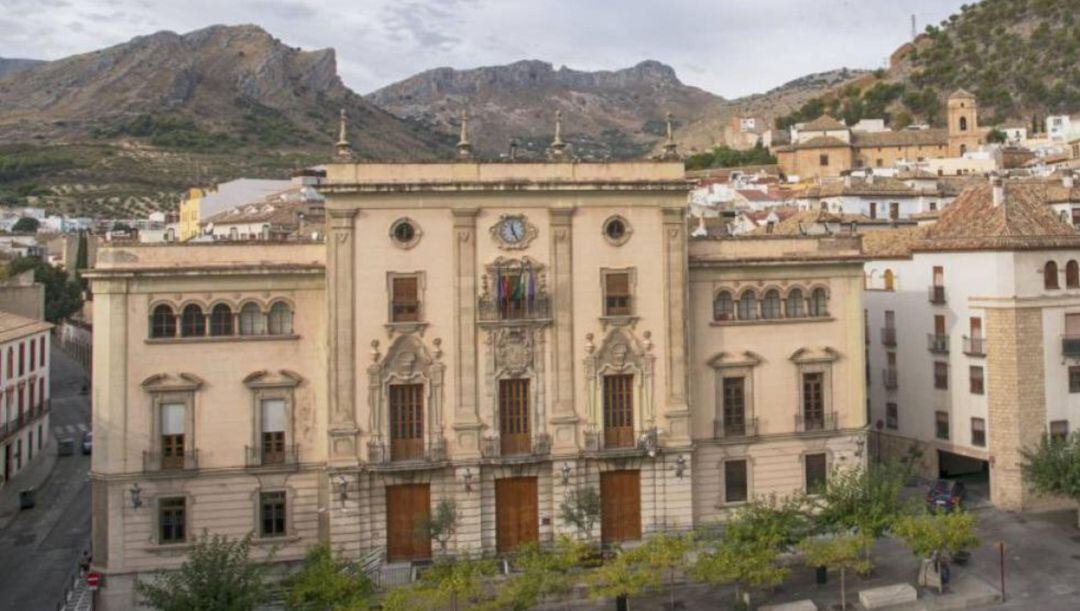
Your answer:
(500, 217), (526, 244)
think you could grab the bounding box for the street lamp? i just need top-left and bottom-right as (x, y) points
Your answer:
(559, 463), (573, 487)
(462, 468), (474, 493)
(336, 475), (348, 503)
(674, 455), (687, 479)
(129, 482), (142, 509)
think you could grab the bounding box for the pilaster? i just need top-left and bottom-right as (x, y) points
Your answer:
(549, 206), (580, 452)
(452, 208), (483, 457)
(327, 208), (359, 464)
(661, 205), (691, 443)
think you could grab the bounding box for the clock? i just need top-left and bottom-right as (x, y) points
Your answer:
(499, 217), (526, 244)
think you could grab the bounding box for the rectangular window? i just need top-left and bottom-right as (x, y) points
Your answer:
(971, 418), (986, 447)
(260, 398), (286, 464)
(801, 372), (825, 430)
(805, 453), (827, 494)
(1070, 366), (1080, 393)
(603, 272), (632, 317)
(603, 374), (634, 448)
(260, 491), (287, 537)
(18, 343), (24, 377)
(721, 377), (746, 436)
(391, 276), (420, 323)
(29, 341), (34, 373)
(389, 384), (424, 461)
(498, 378), (530, 455)
(935, 411), (950, 440)
(933, 266), (944, 287)
(934, 362), (948, 390)
(159, 497), (186, 544)
(724, 460), (748, 504)
(819, 154), (829, 167)
(869, 202), (877, 219)
(889, 202), (899, 220)
(39, 336), (44, 368)
(160, 402), (185, 470)
(969, 366), (984, 395)
(1051, 420), (1069, 442)
(886, 403), (898, 430)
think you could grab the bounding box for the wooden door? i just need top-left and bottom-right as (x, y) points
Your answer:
(389, 384), (424, 461)
(386, 484), (431, 562)
(499, 379), (531, 455)
(495, 477), (539, 553)
(600, 470), (641, 545)
(603, 374), (634, 448)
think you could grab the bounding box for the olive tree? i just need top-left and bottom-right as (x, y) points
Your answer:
(799, 533), (872, 611)
(1023, 432), (1080, 527)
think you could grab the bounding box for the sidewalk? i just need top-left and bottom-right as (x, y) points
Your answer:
(0, 434), (59, 531)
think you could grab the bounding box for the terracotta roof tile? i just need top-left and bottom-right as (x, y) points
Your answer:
(800, 115), (847, 131)
(852, 129), (948, 148)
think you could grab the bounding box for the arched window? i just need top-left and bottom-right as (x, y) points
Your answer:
(884, 269), (895, 291)
(959, 116), (968, 132)
(786, 288), (805, 318)
(713, 291), (734, 322)
(239, 303), (265, 336)
(180, 304), (206, 337)
(737, 290), (757, 321)
(150, 305), (176, 338)
(1045, 261), (1060, 290)
(268, 302), (294, 335)
(209, 304), (234, 336)
(809, 288), (829, 317)
(1067, 261), (1079, 289)
(761, 289), (781, 319)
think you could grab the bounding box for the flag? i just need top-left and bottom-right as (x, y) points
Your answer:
(527, 260), (536, 305)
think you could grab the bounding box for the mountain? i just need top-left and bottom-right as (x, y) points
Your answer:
(0, 58), (43, 79)
(0, 25), (453, 217)
(367, 59), (725, 159)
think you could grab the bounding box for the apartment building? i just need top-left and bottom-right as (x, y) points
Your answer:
(865, 178), (1080, 511)
(0, 311), (52, 486)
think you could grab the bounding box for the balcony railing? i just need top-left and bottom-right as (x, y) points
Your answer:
(795, 411), (838, 433)
(713, 417), (758, 439)
(1064, 335), (1080, 358)
(882, 368), (898, 389)
(928, 285), (947, 304)
(0, 401), (51, 443)
(245, 444), (299, 468)
(480, 433), (551, 460)
(927, 333), (950, 354)
(143, 449), (199, 472)
(368, 437), (447, 466)
(477, 295), (552, 323)
(880, 327), (897, 347)
(963, 336), (986, 357)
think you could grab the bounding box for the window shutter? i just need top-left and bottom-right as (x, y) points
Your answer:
(161, 403), (185, 435)
(261, 399), (286, 433)
(606, 272), (630, 296)
(1067, 313), (1080, 336)
(393, 277), (418, 301)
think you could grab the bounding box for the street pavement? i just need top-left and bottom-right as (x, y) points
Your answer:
(0, 345), (91, 610)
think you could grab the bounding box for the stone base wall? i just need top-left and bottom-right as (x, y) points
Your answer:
(873, 431), (939, 481)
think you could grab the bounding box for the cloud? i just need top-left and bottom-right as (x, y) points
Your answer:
(0, 0), (969, 98)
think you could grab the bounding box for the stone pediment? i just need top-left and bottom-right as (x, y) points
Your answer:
(141, 372), (204, 393)
(243, 369), (303, 388)
(706, 350), (764, 369)
(788, 346), (840, 364)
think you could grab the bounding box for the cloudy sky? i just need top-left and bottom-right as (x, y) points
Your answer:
(1, 0), (968, 98)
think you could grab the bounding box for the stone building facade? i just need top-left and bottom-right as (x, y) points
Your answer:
(87, 160), (867, 608)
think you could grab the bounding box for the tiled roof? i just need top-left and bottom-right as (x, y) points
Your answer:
(749, 209), (884, 236)
(803, 176), (921, 198)
(794, 136), (851, 149)
(950, 88), (976, 99)
(800, 115), (847, 131)
(0, 310), (51, 343)
(861, 225), (928, 258)
(737, 189), (779, 202)
(852, 129), (948, 148)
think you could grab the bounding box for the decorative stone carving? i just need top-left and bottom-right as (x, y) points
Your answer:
(483, 323), (548, 449)
(583, 327), (655, 432)
(367, 335), (445, 447)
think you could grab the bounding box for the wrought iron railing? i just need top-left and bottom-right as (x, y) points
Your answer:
(245, 444), (299, 468)
(480, 433), (552, 459)
(963, 336), (986, 356)
(477, 295), (552, 323)
(928, 285), (947, 304)
(368, 437), (447, 465)
(927, 333), (950, 354)
(713, 417), (758, 439)
(143, 449), (199, 472)
(795, 411), (838, 433)
(882, 368), (898, 389)
(881, 327), (897, 347)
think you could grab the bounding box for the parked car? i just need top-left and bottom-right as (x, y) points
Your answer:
(926, 479), (965, 511)
(81, 431), (92, 455)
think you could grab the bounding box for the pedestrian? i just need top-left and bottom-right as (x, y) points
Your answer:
(79, 549), (91, 575)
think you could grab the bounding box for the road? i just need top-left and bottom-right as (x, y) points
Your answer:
(0, 345), (91, 610)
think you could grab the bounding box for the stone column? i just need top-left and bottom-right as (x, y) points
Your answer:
(661, 205), (691, 444)
(451, 208), (483, 457)
(548, 206), (579, 452)
(327, 207), (359, 464)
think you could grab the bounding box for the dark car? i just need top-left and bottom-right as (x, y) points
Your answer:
(926, 479), (965, 511)
(81, 431), (92, 455)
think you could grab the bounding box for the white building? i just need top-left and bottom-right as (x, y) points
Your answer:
(0, 311), (52, 486)
(797, 175), (956, 220)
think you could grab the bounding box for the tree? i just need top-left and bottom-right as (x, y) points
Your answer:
(282, 543), (375, 611)
(11, 217), (39, 233)
(492, 537), (589, 610)
(638, 532), (695, 610)
(427, 499), (458, 554)
(1023, 432), (1080, 527)
(799, 533), (872, 611)
(986, 128), (1008, 143)
(892, 510), (979, 561)
(588, 543), (659, 609)
(559, 486), (602, 541)
(383, 556), (498, 611)
(134, 532), (269, 611)
(6, 256), (83, 322)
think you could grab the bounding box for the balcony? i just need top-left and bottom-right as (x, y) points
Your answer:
(713, 417), (758, 439)
(963, 336), (986, 357)
(795, 411), (838, 433)
(927, 333), (950, 354)
(881, 327), (897, 347)
(480, 434), (551, 461)
(368, 437), (447, 471)
(1064, 335), (1080, 358)
(928, 285), (947, 304)
(882, 368), (898, 389)
(245, 444), (299, 469)
(477, 294), (552, 325)
(583, 427), (657, 456)
(142, 449), (199, 473)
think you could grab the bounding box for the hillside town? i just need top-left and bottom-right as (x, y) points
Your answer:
(6, 1), (1080, 610)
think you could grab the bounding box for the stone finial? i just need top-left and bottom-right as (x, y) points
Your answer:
(661, 112), (679, 160)
(456, 109), (472, 160)
(336, 108), (352, 158)
(550, 110), (567, 160)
